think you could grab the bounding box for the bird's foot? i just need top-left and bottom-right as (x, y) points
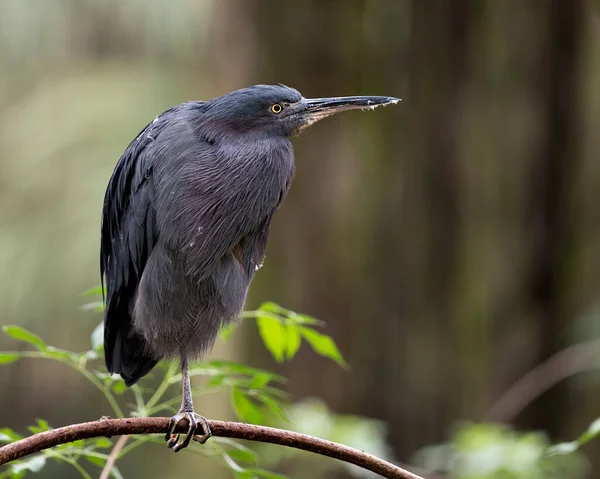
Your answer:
(165, 411), (212, 452)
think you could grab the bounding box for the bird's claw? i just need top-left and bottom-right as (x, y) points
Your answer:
(165, 411), (212, 452)
(192, 415), (211, 444)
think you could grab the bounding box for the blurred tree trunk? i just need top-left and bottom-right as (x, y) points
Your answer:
(522, 0), (585, 437)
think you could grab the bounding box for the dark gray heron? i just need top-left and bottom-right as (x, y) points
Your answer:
(100, 84), (399, 451)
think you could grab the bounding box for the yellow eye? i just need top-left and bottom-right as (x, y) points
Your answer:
(271, 103), (283, 114)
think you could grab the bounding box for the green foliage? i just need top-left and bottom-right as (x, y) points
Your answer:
(0, 294), (347, 479)
(3, 326), (46, 351)
(0, 353), (20, 365)
(243, 302), (348, 368)
(252, 398), (397, 477)
(414, 422), (590, 479)
(4, 290), (599, 478)
(549, 417), (600, 456)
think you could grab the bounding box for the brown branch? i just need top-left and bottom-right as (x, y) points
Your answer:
(0, 417), (424, 479)
(487, 340), (600, 423)
(99, 434), (128, 479)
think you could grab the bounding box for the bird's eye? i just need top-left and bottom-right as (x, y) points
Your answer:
(270, 103), (283, 114)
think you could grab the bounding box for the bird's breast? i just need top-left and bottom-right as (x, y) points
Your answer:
(220, 136), (295, 207)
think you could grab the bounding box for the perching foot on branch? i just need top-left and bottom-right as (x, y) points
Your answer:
(166, 411), (211, 451)
(164, 358), (212, 452)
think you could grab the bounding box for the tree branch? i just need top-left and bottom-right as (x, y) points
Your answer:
(99, 434), (128, 479)
(0, 417), (424, 479)
(487, 340), (600, 423)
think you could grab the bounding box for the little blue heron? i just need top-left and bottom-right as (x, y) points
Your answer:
(101, 84), (399, 451)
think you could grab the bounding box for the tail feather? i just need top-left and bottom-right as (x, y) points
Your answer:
(107, 327), (158, 386)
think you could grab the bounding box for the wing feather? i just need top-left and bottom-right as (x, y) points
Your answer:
(101, 117), (166, 385)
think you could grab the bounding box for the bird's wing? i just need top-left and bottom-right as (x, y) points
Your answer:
(101, 115), (170, 384)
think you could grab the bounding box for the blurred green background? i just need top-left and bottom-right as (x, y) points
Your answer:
(2, 0), (600, 477)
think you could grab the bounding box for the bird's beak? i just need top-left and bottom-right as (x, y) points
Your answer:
(303, 95), (400, 113)
(293, 95), (400, 134)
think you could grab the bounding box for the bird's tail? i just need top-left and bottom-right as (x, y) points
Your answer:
(107, 327), (158, 387)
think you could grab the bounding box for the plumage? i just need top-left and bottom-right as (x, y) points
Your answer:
(100, 84), (399, 450)
(101, 97), (295, 386)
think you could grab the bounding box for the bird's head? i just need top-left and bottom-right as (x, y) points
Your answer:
(202, 84), (400, 139)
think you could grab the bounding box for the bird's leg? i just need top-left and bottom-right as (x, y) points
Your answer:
(165, 357), (211, 452)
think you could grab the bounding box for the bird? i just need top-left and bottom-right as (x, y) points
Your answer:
(100, 84), (399, 451)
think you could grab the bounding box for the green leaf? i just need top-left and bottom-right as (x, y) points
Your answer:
(585, 417), (600, 441)
(206, 360), (286, 383)
(257, 303), (324, 327)
(206, 374), (227, 388)
(0, 428), (23, 442)
(27, 419), (51, 435)
(35, 419), (50, 432)
(207, 360), (254, 374)
(80, 301), (105, 312)
(94, 437), (113, 449)
(250, 468), (289, 479)
(85, 456), (105, 467)
(256, 392), (288, 422)
(568, 417), (600, 447)
(234, 472), (255, 479)
(295, 314), (324, 326)
(2, 326), (46, 351)
(285, 325), (301, 360)
(91, 322), (104, 351)
(232, 388), (262, 424)
(82, 286), (105, 297)
(262, 386), (290, 401)
(548, 441), (579, 455)
(219, 322), (238, 341)
(300, 327), (348, 368)
(250, 373), (271, 390)
(258, 302), (285, 314)
(55, 438), (85, 452)
(71, 439), (86, 450)
(257, 315), (286, 362)
(228, 448), (258, 465)
(0, 352), (20, 365)
(10, 455), (46, 474)
(111, 380), (127, 395)
(43, 347), (74, 361)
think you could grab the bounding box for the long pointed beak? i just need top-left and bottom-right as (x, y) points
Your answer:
(302, 95), (400, 114)
(290, 95), (400, 135)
